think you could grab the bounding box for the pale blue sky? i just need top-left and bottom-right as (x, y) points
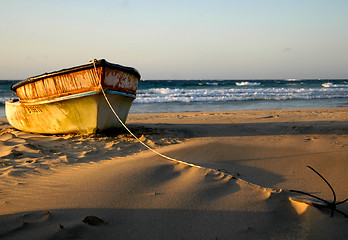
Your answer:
(1, 0), (347, 80)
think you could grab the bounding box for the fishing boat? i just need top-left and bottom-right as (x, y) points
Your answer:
(5, 59), (141, 134)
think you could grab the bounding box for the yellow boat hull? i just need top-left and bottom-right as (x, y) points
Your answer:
(5, 91), (134, 134)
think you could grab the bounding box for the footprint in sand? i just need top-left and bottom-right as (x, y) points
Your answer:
(82, 216), (106, 226)
(304, 137), (317, 141)
(8, 149), (24, 158)
(258, 115), (280, 119)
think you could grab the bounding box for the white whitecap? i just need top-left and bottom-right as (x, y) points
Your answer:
(235, 82), (261, 86)
(322, 82), (348, 88)
(322, 83), (333, 88)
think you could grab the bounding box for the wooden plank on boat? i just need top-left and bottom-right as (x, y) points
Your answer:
(15, 68), (101, 102)
(103, 67), (139, 95)
(12, 59), (140, 102)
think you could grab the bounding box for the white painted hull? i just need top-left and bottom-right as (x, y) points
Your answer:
(6, 91), (134, 134)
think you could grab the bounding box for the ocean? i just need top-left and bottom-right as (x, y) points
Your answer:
(1, 79), (348, 118)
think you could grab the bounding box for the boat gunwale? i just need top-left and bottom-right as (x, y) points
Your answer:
(11, 59), (141, 91)
(6, 89), (136, 106)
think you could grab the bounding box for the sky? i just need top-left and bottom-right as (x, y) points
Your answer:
(1, 0), (348, 80)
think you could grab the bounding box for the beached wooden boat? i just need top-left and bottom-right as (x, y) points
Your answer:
(5, 59), (140, 134)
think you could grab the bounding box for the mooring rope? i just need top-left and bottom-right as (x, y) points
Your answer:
(89, 61), (348, 218)
(89, 59), (202, 169)
(88, 59), (284, 194)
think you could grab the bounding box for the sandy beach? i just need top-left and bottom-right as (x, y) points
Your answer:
(0, 108), (347, 239)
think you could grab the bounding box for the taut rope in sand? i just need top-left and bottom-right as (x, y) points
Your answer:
(89, 59), (202, 169)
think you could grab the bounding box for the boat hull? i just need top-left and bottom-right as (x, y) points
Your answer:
(6, 59), (140, 134)
(5, 91), (134, 134)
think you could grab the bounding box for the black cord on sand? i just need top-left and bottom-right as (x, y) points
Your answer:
(290, 166), (348, 218)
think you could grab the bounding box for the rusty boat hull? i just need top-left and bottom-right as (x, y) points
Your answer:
(5, 59), (140, 134)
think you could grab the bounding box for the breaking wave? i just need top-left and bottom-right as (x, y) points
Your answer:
(235, 82), (261, 86)
(135, 86), (348, 103)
